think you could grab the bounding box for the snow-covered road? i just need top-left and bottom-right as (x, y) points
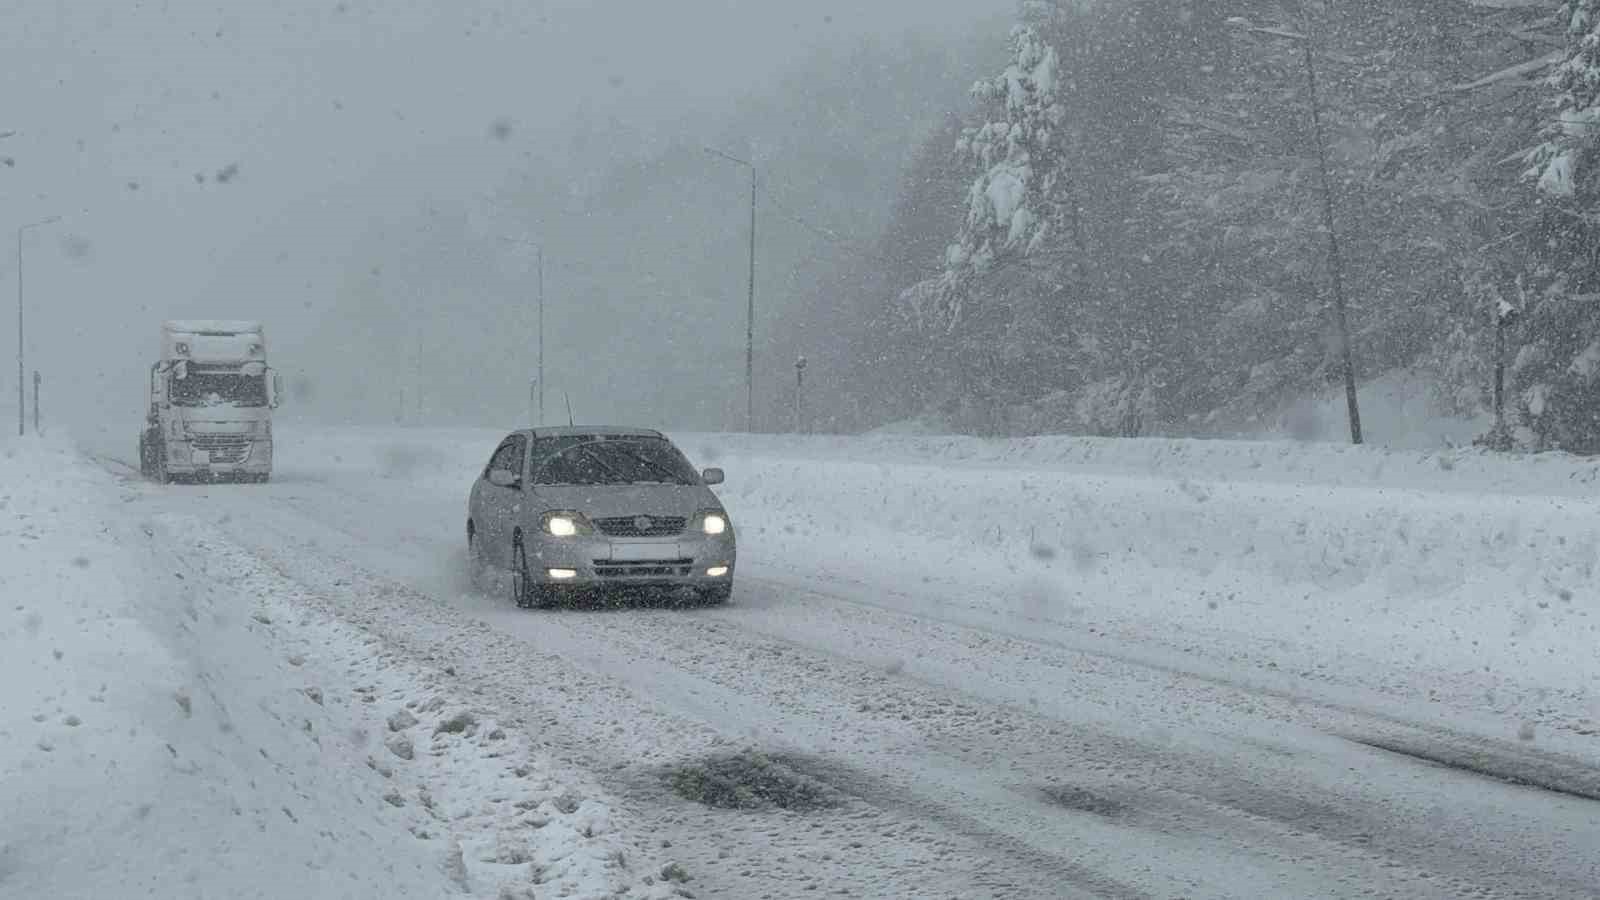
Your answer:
(38, 426), (1600, 897)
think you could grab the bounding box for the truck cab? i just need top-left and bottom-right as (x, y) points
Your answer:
(139, 320), (282, 483)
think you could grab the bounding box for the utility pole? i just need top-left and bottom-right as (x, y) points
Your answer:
(1300, 36), (1362, 445)
(17, 216), (60, 437)
(705, 147), (757, 432)
(1231, 19), (1362, 445)
(794, 355), (807, 434)
(32, 370), (39, 433)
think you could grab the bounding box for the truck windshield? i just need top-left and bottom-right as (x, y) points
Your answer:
(170, 371), (267, 408)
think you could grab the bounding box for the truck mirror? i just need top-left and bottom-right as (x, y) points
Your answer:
(271, 372), (283, 408)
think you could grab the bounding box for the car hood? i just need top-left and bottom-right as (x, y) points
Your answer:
(527, 484), (720, 519)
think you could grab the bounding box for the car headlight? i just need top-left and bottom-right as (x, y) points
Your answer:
(695, 510), (729, 536)
(541, 511), (594, 537)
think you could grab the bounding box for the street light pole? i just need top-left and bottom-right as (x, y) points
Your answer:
(1232, 19), (1362, 445)
(17, 216), (60, 437)
(501, 237), (545, 426)
(706, 147), (757, 432)
(536, 244), (545, 427)
(794, 355), (807, 434)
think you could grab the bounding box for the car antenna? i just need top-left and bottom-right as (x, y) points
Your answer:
(565, 391), (574, 427)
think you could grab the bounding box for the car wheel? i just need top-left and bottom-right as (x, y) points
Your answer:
(699, 583), (733, 606)
(466, 525), (486, 590)
(510, 539), (551, 610)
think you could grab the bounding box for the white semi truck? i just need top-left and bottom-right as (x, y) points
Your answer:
(139, 320), (282, 483)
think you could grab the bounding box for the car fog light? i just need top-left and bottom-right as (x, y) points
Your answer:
(547, 568), (578, 580)
(706, 566), (730, 578)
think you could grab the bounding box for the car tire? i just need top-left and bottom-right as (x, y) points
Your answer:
(466, 525), (486, 591)
(699, 583), (733, 605)
(511, 539), (552, 610)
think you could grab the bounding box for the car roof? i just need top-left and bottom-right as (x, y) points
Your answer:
(526, 426), (665, 440)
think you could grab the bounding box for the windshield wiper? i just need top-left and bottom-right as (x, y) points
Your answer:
(612, 447), (691, 485)
(574, 446), (632, 484)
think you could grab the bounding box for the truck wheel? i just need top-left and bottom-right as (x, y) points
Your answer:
(153, 441), (174, 483)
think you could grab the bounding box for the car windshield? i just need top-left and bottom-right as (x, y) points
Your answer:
(532, 437), (701, 486)
(169, 371), (267, 408)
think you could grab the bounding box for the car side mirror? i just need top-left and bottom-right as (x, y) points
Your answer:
(702, 467), (724, 486)
(488, 469), (520, 489)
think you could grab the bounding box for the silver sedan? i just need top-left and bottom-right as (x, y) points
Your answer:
(466, 427), (736, 608)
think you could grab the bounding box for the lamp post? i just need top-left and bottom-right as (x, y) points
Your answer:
(17, 216), (60, 436)
(501, 237), (545, 426)
(705, 147), (757, 432)
(794, 354), (807, 434)
(1230, 19), (1363, 445)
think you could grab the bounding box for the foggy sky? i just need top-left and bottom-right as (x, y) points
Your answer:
(2, 0), (1008, 435)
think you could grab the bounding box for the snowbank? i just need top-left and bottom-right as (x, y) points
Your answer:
(0, 436), (682, 900)
(690, 431), (1600, 732)
(0, 436), (459, 898)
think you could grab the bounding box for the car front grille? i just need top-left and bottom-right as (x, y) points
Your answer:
(593, 559), (695, 578)
(191, 433), (251, 463)
(594, 515), (687, 537)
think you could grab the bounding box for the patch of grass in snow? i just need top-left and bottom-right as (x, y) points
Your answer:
(433, 711), (476, 735)
(666, 750), (837, 812)
(1039, 784), (1128, 818)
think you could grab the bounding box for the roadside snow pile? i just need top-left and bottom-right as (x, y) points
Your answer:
(0, 436), (683, 900)
(692, 432), (1600, 731)
(691, 431), (1600, 496)
(0, 435), (462, 898)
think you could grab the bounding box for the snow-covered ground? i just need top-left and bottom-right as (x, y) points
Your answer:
(0, 436), (687, 900)
(11, 424), (1600, 898)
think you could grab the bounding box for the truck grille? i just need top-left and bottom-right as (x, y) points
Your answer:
(191, 433), (251, 463)
(593, 559), (695, 578)
(594, 515), (686, 537)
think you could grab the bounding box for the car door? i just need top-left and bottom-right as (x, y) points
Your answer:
(476, 433), (528, 567)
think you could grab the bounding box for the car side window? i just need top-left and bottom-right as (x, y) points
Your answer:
(485, 436), (523, 483)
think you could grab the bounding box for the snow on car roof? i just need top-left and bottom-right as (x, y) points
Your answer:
(529, 426), (664, 439)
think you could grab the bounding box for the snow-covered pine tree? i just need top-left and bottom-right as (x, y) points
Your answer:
(899, 2), (1072, 339)
(1527, 1), (1600, 199)
(1516, 0), (1600, 450)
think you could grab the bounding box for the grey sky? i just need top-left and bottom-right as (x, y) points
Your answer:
(3, 0), (1009, 431)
